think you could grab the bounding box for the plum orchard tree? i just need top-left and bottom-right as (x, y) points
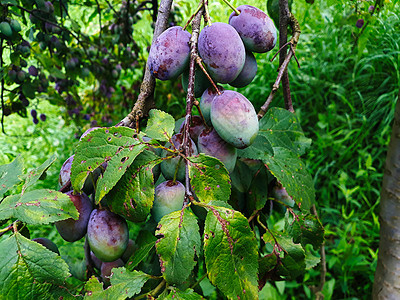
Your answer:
(0, 0), (326, 299)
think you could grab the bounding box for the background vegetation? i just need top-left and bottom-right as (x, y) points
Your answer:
(1, 0), (400, 298)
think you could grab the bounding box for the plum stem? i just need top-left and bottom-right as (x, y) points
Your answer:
(219, 0), (240, 15)
(203, 0), (212, 26)
(194, 55), (221, 95)
(194, 100), (211, 131)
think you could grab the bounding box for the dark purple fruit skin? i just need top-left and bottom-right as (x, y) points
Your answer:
(148, 26), (191, 81)
(197, 128), (237, 173)
(179, 115), (206, 143)
(198, 22), (245, 84)
(87, 209), (129, 262)
(32, 238), (60, 255)
(101, 258), (124, 285)
(152, 180), (185, 223)
(229, 5), (277, 53)
(160, 133), (198, 182)
(210, 90), (259, 149)
(90, 251), (103, 270)
(200, 86), (224, 126)
(229, 51), (257, 88)
(356, 19), (364, 28)
(55, 191), (93, 242)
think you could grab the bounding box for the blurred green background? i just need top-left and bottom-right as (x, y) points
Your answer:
(1, 0), (399, 298)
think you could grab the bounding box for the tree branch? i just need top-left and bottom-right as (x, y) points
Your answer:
(117, 0), (173, 128)
(257, 12), (301, 119)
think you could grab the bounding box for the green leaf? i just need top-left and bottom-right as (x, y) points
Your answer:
(246, 164), (270, 213)
(264, 148), (315, 211)
(71, 127), (147, 204)
(0, 156), (23, 198)
(107, 150), (159, 222)
(0, 232), (70, 298)
(1, 0), (18, 5)
(204, 206), (258, 300)
(240, 108), (311, 159)
(161, 288), (205, 299)
(0, 189), (78, 224)
(156, 208), (201, 285)
(287, 213), (324, 250)
(84, 270), (150, 300)
(262, 231), (306, 280)
(21, 154), (56, 193)
(188, 154), (231, 203)
(126, 230), (157, 271)
(144, 109), (175, 142)
(108, 268), (150, 297)
(305, 251), (321, 269)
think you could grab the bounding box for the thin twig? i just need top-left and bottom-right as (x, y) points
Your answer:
(1, 38), (5, 134)
(257, 12), (301, 119)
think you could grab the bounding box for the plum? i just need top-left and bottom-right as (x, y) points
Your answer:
(148, 26), (191, 81)
(199, 86), (224, 126)
(229, 5), (277, 53)
(32, 237), (60, 255)
(210, 90), (259, 149)
(152, 180), (185, 223)
(179, 115), (206, 143)
(181, 66), (212, 98)
(87, 209), (129, 262)
(160, 133), (198, 182)
(55, 191), (93, 242)
(229, 51), (258, 88)
(90, 250), (103, 270)
(101, 259), (124, 285)
(79, 126), (100, 141)
(197, 128), (237, 173)
(356, 19), (364, 28)
(198, 22), (246, 83)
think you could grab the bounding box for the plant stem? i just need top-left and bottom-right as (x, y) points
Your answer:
(219, 0), (240, 15)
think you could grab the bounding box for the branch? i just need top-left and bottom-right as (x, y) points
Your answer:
(1, 38), (5, 134)
(117, 0), (173, 128)
(257, 12), (300, 119)
(182, 5), (204, 200)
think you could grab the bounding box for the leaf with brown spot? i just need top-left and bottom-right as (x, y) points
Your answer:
(0, 156), (23, 198)
(0, 189), (78, 225)
(204, 205), (258, 300)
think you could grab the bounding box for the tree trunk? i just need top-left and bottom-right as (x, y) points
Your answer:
(373, 91), (400, 299)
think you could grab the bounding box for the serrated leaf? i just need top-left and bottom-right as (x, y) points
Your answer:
(240, 108), (311, 159)
(262, 231), (306, 280)
(21, 155), (56, 193)
(126, 231), (157, 271)
(144, 109), (175, 142)
(71, 127), (147, 204)
(108, 268), (150, 297)
(246, 164), (270, 213)
(305, 251), (321, 269)
(84, 270), (150, 300)
(0, 156), (23, 198)
(162, 287), (205, 299)
(107, 151), (159, 222)
(264, 148), (314, 211)
(204, 206), (258, 300)
(287, 214), (324, 250)
(0, 232), (70, 298)
(0, 190), (78, 224)
(155, 209), (201, 285)
(188, 154), (231, 203)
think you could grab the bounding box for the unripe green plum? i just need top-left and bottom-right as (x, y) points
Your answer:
(160, 133), (198, 182)
(0, 22), (12, 37)
(55, 191), (93, 242)
(87, 209), (129, 262)
(197, 128), (237, 173)
(210, 90), (259, 149)
(32, 237), (60, 255)
(10, 19), (21, 32)
(101, 259), (124, 285)
(152, 180), (185, 223)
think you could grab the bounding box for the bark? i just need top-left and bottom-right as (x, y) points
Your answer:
(373, 92), (400, 299)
